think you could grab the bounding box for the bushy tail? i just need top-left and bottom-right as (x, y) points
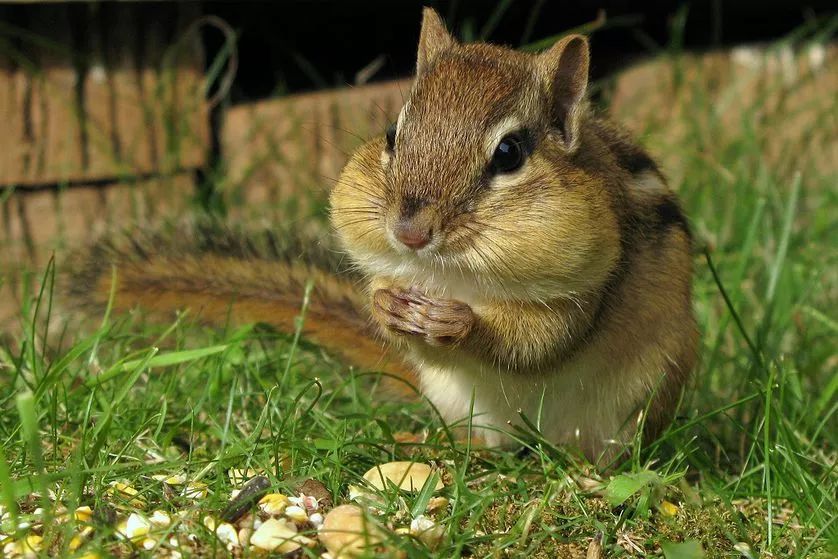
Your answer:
(68, 221), (411, 379)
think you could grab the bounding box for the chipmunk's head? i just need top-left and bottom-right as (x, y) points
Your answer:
(331, 8), (621, 300)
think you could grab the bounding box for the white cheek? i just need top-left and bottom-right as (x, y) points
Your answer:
(380, 150), (391, 168)
(488, 173), (519, 190)
(487, 165), (529, 190)
(396, 104), (408, 131)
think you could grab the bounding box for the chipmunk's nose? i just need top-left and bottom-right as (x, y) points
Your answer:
(393, 218), (433, 250)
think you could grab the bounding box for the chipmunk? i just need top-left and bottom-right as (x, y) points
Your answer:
(72, 8), (697, 464)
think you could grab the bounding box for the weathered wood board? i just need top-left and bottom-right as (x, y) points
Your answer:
(0, 2), (208, 187)
(222, 78), (412, 219)
(0, 173), (194, 329)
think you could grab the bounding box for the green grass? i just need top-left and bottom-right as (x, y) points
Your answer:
(1, 28), (836, 559)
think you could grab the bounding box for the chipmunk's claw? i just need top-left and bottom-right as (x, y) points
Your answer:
(372, 287), (474, 346)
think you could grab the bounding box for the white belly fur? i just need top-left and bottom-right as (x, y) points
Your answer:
(363, 256), (666, 458)
(411, 341), (656, 458)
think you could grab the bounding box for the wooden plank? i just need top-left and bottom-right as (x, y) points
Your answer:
(0, 3), (208, 187)
(0, 173), (195, 330)
(608, 44), (837, 185)
(222, 78), (411, 218)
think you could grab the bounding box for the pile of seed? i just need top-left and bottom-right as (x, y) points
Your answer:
(0, 461), (449, 558)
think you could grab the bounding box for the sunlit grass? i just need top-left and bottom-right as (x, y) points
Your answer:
(1, 20), (835, 559)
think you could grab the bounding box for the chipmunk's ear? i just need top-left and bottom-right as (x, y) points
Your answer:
(417, 7), (455, 74)
(537, 34), (590, 152)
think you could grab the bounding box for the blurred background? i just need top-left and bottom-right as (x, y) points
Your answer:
(0, 6), (834, 554)
(0, 1), (835, 327)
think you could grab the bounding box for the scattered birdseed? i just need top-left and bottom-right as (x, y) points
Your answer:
(107, 481), (145, 508)
(3, 535), (43, 557)
(214, 521), (240, 549)
(296, 479), (333, 508)
(152, 474), (186, 486)
(309, 512), (324, 528)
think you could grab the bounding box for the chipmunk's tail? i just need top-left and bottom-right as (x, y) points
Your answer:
(68, 221), (412, 381)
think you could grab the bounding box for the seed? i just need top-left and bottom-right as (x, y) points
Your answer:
(249, 518), (304, 553)
(74, 506), (94, 523)
(123, 513), (151, 539)
(426, 496), (449, 513)
(149, 510), (171, 527)
(410, 515), (444, 549)
(214, 522), (239, 549)
(362, 462), (444, 493)
(222, 476), (271, 523)
(320, 505), (383, 558)
(258, 494), (290, 516)
(284, 505), (308, 523)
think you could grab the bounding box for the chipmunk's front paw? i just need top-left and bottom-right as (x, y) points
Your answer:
(372, 287), (474, 346)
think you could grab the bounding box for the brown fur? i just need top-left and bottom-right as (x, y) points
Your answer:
(69, 9), (697, 463)
(68, 222), (412, 382)
(331, 8), (697, 461)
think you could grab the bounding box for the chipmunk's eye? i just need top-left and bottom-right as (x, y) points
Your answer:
(386, 123), (397, 151)
(491, 134), (525, 174)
